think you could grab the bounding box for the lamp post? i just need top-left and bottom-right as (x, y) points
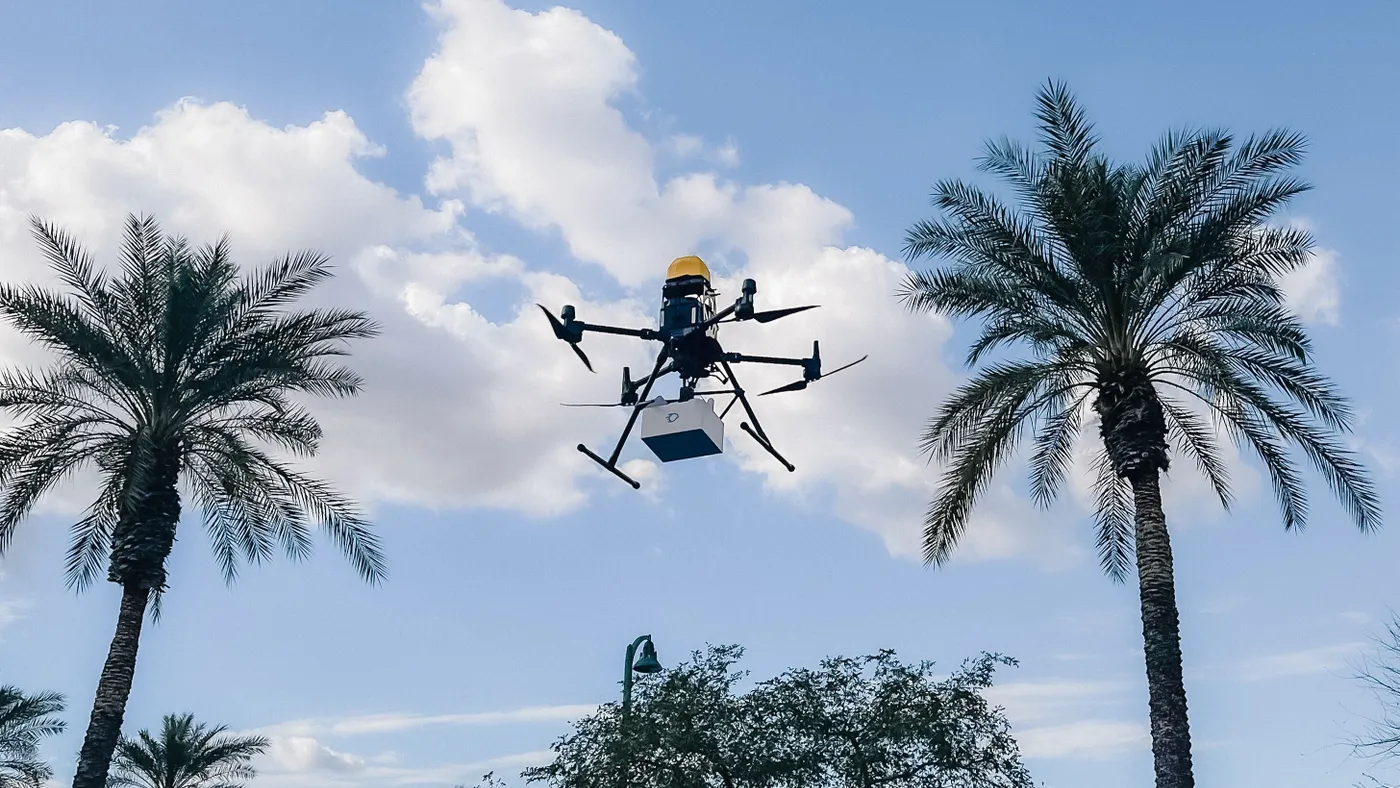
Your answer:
(619, 635), (661, 788)
(622, 634), (662, 719)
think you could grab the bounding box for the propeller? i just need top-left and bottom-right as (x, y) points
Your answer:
(561, 402), (629, 408)
(750, 304), (819, 324)
(537, 304), (593, 372)
(564, 368), (654, 407)
(760, 346), (868, 396)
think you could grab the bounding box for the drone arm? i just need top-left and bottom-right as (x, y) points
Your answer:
(631, 361), (675, 391)
(699, 302), (736, 330)
(724, 352), (807, 368)
(578, 322), (660, 340)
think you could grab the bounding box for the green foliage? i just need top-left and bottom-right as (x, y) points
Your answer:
(899, 80), (1379, 578)
(522, 645), (1032, 788)
(106, 713), (269, 788)
(0, 213), (386, 597)
(0, 683), (65, 788)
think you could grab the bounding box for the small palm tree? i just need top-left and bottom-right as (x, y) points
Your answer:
(0, 684), (65, 788)
(107, 713), (269, 788)
(899, 82), (1379, 788)
(0, 214), (386, 788)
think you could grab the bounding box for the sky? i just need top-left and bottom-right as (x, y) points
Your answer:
(1, 1), (1399, 786)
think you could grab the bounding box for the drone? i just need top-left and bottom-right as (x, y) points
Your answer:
(539, 255), (867, 489)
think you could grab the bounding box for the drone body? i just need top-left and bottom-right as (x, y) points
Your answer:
(540, 256), (866, 489)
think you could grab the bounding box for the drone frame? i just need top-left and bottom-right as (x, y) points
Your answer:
(542, 278), (865, 490)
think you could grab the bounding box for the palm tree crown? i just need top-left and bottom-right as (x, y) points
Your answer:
(0, 214), (386, 593)
(0, 213), (385, 788)
(900, 82), (1379, 577)
(107, 713), (269, 788)
(0, 684), (65, 788)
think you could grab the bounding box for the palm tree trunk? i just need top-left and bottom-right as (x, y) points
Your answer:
(1129, 470), (1194, 788)
(71, 583), (149, 788)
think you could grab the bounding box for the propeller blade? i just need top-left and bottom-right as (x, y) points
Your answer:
(570, 342), (595, 373)
(759, 379), (809, 396)
(757, 355), (867, 396)
(537, 303), (594, 372)
(537, 303), (569, 340)
(751, 304), (819, 324)
(561, 402), (628, 408)
(824, 354), (868, 378)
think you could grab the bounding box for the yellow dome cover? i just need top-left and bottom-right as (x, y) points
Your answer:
(666, 255), (710, 282)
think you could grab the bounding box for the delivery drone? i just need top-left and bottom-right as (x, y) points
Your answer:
(539, 255), (866, 489)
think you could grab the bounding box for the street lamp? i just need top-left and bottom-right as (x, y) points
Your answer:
(622, 634), (662, 718)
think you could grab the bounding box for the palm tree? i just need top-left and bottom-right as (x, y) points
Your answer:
(0, 684), (65, 788)
(0, 214), (387, 788)
(107, 713), (269, 788)
(898, 82), (1380, 788)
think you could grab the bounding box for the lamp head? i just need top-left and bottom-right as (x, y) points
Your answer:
(631, 638), (662, 674)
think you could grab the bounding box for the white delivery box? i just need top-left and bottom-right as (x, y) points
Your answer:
(640, 397), (724, 462)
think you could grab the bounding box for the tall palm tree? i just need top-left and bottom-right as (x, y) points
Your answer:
(898, 82), (1380, 788)
(107, 713), (269, 788)
(0, 684), (65, 788)
(0, 214), (387, 788)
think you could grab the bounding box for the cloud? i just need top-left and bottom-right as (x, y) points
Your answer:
(402, 0), (1090, 562)
(255, 748), (554, 788)
(248, 706), (583, 785)
(1272, 217), (1342, 326)
(1235, 642), (1364, 681)
(0, 596), (26, 630)
(1015, 719), (1150, 760)
(984, 679), (1134, 725)
(980, 678), (1149, 760)
(1281, 243), (1342, 326)
(263, 736), (368, 775)
(255, 704), (599, 739)
(0, 98), (669, 524)
(0, 0), (1083, 567)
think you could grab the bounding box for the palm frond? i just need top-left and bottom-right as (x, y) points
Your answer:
(1090, 448), (1135, 581)
(902, 83), (1378, 574)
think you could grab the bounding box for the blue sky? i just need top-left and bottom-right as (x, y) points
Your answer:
(1, 1), (1398, 786)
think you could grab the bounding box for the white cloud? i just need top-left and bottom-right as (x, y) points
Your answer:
(1275, 217), (1342, 326)
(984, 679), (1134, 725)
(0, 596), (26, 630)
(255, 704), (599, 739)
(666, 133), (704, 157)
(264, 736), (368, 775)
(0, 98), (672, 525)
(255, 747), (554, 788)
(1016, 719), (1150, 760)
(981, 677), (1149, 760)
(248, 706), (582, 786)
(401, 0), (1089, 562)
(1281, 245), (1341, 326)
(714, 138), (741, 168)
(1235, 642), (1364, 681)
(0, 0), (1085, 567)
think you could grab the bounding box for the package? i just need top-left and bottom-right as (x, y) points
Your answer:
(640, 397), (724, 462)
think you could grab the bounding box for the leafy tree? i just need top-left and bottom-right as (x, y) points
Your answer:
(0, 214), (386, 788)
(898, 80), (1380, 788)
(106, 713), (269, 788)
(1349, 613), (1400, 786)
(522, 645), (1031, 788)
(0, 684), (65, 788)
(752, 651), (1029, 788)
